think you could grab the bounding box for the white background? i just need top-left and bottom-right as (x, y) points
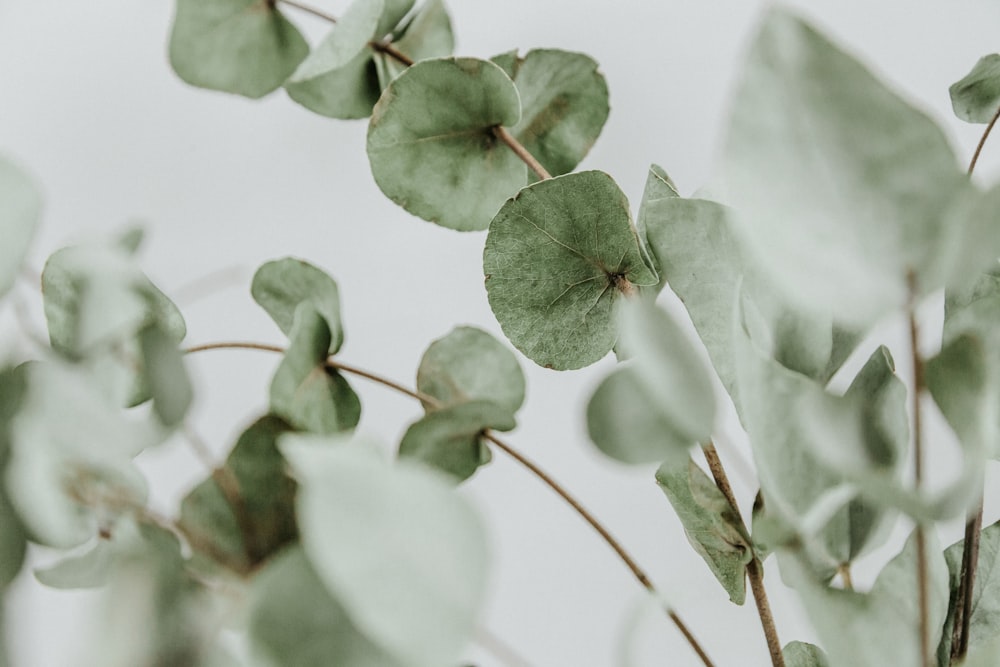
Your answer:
(2, 1), (1000, 665)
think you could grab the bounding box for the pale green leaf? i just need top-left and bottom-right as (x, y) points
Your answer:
(374, 0), (455, 87)
(367, 57), (524, 231)
(783, 641), (830, 667)
(656, 457), (752, 604)
(249, 547), (403, 667)
(950, 54), (1000, 123)
(138, 324), (193, 427)
(282, 438), (489, 667)
(179, 415), (297, 570)
(962, 634), (1000, 666)
(269, 305), (361, 433)
(506, 49), (609, 180)
(718, 9), (970, 325)
(489, 50), (519, 80)
(169, 0), (309, 99)
(398, 400), (513, 482)
(375, 0), (415, 37)
(927, 333), (998, 460)
(781, 529), (949, 667)
(416, 326), (525, 414)
(289, 0), (382, 83)
(0, 156), (41, 300)
(251, 257), (344, 354)
(0, 365), (29, 589)
(483, 170), (657, 370)
(939, 520), (1000, 662)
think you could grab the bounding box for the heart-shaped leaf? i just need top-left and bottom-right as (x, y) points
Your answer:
(169, 0), (309, 99)
(483, 170), (657, 370)
(950, 54), (1000, 123)
(367, 57), (524, 231)
(0, 156), (41, 300)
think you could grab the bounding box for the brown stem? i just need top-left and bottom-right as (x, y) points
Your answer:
(493, 126), (553, 181)
(837, 563), (854, 591)
(907, 280), (932, 667)
(372, 40), (415, 67)
(952, 494), (985, 662)
(184, 340), (716, 666)
(702, 443), (785, 667)
(968, 104), (1000, 175)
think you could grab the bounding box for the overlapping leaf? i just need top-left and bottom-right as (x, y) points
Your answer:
(282, 438), (489, 667)
(374, 0), (454, 87)
(938, 520), (1000, 662)
(783, 641), (830, 666)
(483, 170), (657, 369)
(169, 0), (309, 99)
(0, 156), (41, 300)
(717, 8), (978, 326)
(950, 54), (1000, 123)
(251, 257), (344, 354)
(368, 57), (525, 231)
(656, 457), (752, 604)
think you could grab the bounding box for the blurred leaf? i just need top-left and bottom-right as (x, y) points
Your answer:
(950, 54), (1000, 123)
(398, 400), (514, 482)
(138, 324), (193, 427)
(367, 57), (524, 231)
(927, 333), (998, 460)
(656, 457), (751, 604)
(938, 520), (1000, 663)
(781, 529), (949, 667)
(783, 641), (830, 666)
(0, 365), (29, 589)
(374, 0), (455, 86)
(962, 634), (1000, 666)
(0, 155), (41, 300)
(5, 361), (156, 549)
(483, 171), (657, 370)
(179, 415), (296, 570)
(169, 0), (308, 99)
(718, 8), (971, 325)
(282, 438), (489, 667)
(270, 304), (361, 434)
(505, 49), (609, 180)
(416, 326), (525, 414)
(249, 547), (403, 667)
(251, 257), (344, 354)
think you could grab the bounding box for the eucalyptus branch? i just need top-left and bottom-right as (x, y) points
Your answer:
(183, 340), (716, 666)
(967, 104), (1000, 175)
(702, 443), (785, 667)
(906, 282), (932, 667)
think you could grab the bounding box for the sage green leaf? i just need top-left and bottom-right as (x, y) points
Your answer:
(0, 156), (41, 300)
(500, 49), (609, 180)
(416, 326), (525, 414)
(0, 491), (24, 589)
(490, 50), (519, 80)
(249, 547), (403, 667)
(781, 529), (949, 667)
(138, 323), (193, 428)
(169, 0), (309, 99)
(640, 185), (859, 407)
(398, 400), (513, 482)
(617, 299), (716, 443)
(655, 457), (752, 604)
(927, 333), (998, 459)
(944, 265), (1000, 348)
(284, 0), (383, 119)
(269, 304), (361, 433)
(367, 57), (524, 231)
(282, 438), (489, 667)
(5, 361), (156, 549)
(783, 641), (830, 667)
(375, 0), (415, 37)
(483, 171), (658, 370)
(963, 635), (1000, 667)
(634, 164), (678, 265)
(374, 0), (454, 87)
(179, 415), (297, 570)
(586, 365), (694, 464)
(950, 54), (1000, 123)
(0, 365), (29, 589)
(718, 8), (970, 325)
(251, 257), (344, 354)
(33, 516), (156, 589)
(938, 520), (1000, 662)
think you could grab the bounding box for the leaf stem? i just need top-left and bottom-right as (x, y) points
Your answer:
(906, 278), (932, 667)
(493, 126), (553, 180)
(967, 104), (1000, 175)
(184, 340), (716, 666)
(951, 492), (984, 662)
(702, 443), (785, 667)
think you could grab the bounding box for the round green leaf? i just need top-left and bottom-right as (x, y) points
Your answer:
(398, 400), (514, 482)
(251, 257), (344, 354)
(169, 0), (309, 99)
(783, 641), (830, 667)
(374, 0), (454, 88)
(950, 54), (1000, 124)
(416, 326), (525, 413)
(282, 439), (489, 667)
(0, 156), (41, 300)
(483, 170), (657, 370)
(367, 57), (525, 231)
(505, 49), (609, 179)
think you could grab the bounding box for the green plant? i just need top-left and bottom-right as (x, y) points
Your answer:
(3, 2), (1000, 666)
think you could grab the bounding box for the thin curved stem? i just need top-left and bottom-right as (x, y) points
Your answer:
(702, 443), (785, 667)
(184, 340), (716, 666)
(967, 104), (1000, 175)
(493, 126), (553, 181)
